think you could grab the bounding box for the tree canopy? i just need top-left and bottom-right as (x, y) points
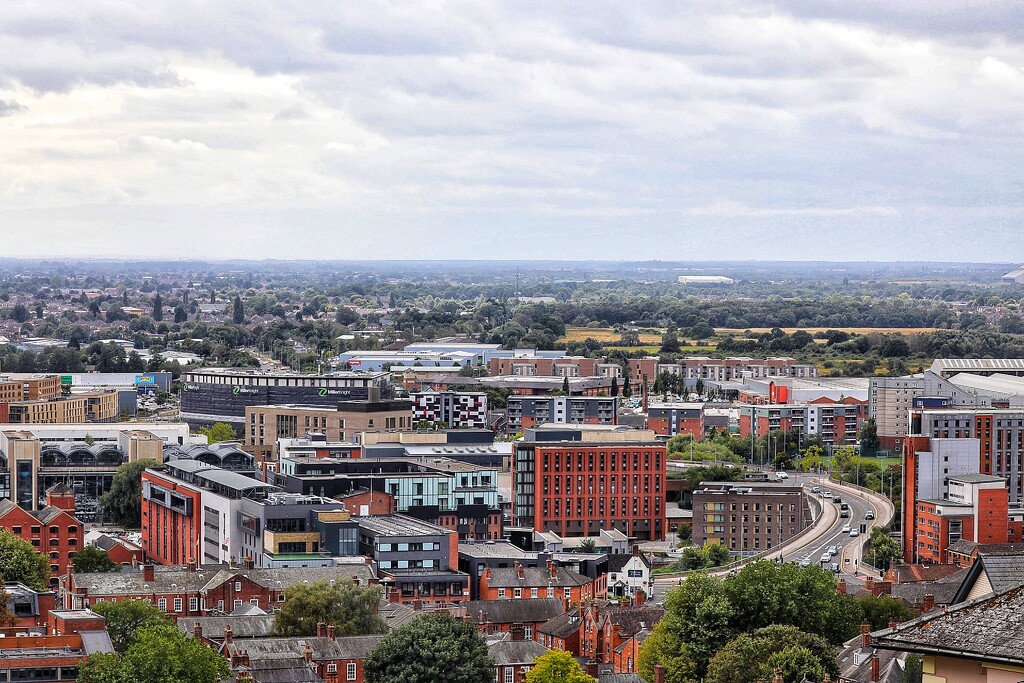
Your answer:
(705, 625), (837, 683)
(77, 623), (229, 683)
(72, 546), (119, 574)
(363, 613), (494, 683)
(198, 422), (237, 444)
(99, 459), (161, 528)
(90, 599), (170, 654)
(273, 580), (387, 637)
(0, 529), (51, 591)
(525, 650), (596, 683)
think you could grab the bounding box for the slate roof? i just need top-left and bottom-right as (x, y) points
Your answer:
(888, 563), (963, 584)
(538, 608), (582, 639)
(228, 634), (386, 662)
(487, 566), (590, 588)
(235, 657), (321, 683)
(890, 577), (963, 609)
(613, 628), (650, 654)
(465, 598), (565, 624)
(487, 638), (548, 666)
(79, 630), (115, 655)
(836, 633), (904, 683)
(598, 675), (648, 683)
(178, 615), (278, 640)
(598, 606), (664, 638)
(74, 561), (375, 596)
(952, 553), (1024, 603)
(874, 583), (1024, 665)
(377, 598), (420, 630)
(607, 553), (649, 573)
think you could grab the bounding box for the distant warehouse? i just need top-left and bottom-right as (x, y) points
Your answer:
(677, 275), (735, 285)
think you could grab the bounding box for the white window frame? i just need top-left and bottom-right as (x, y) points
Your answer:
(173, 597), (182, 612)
(347, 662), (357, 680)
(157, 598), (167, 610)
(189, 597), (199, 612)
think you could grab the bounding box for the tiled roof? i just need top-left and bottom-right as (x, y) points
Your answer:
(487, 638), (548, 666)
(464, 598), (565, 624)
(228, 634), (385, 662)
(487, 566), (590, 588)
(538, 608), (582, 639)
(613, 628), (650, 654)
(598, 606), (664, 638)
(607, 553), (649, 573)
(837, 634), (904, 683)
(874, 583), (1024, 665)
(598, 675), (648, 683)
(889, 564), (963, 584)
(178, 615), (277, 639)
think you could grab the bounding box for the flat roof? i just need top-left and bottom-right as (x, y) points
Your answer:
(356, 514), (449, 537)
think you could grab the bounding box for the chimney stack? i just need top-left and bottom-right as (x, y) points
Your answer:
(243, 556), (255, 570)
(317, 622), (327, 638)
(888, 617), (900, 629)
(510, 624), (525, 642)
(224, 625), (233, 644)
(772, 668), (784, 683)
(654, 664), (666, 683)
(871, 650), (880, 682)
(193, 622), (203, 641)
(515, 561), (525, 580)
(186, 560), (197, 573)
(548, 560), (557, 580)
(632, 544), (640, 557)
(836, 577), (847, 594)
(303, 643), (313, 665)
(585, 660), (599, 678)
(143, 564), (154, 582)
(923, 593), (935, 612)
(326, 624), (336, 641)
(860, 622), (871, 648)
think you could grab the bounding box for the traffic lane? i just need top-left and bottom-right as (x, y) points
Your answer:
(786, 487), (878, 575)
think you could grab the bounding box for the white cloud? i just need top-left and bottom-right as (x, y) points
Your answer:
(0, 1), (1021, 260)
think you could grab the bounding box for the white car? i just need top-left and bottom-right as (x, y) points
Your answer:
(776, 471), (789, 479)
(849, 529), (860, 538)
(841, 523), (852, 533)
(799, 558), (812, 567)
(820, 553), (831, 563)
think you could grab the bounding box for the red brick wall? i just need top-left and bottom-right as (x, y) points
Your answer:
(141, 471), (202, 566)
(0, 505), (83, 588)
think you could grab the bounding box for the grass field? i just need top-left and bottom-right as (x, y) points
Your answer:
(559, 327), (663, 344)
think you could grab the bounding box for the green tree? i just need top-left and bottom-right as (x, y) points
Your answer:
(577, 538), (598, 554)
(198, 422), (237, 444)
(525, 650), (595, 683)
(173, 305), (187, 324)
(72, 546), (119, 574)
(902, 655), (923, 683)
(622, 376), (632, 399)
(636, 616), (698, 683)
(90, 599), (169, 654)
(0, 529), (51, 591)
(660, 330), (681, 353)
(232, 294), (245, 325)
(78, 623), (229, 683)
(648, 572), (735, 676)
(363, 613), (494, 683)
(273, 580), (387, 637)
(866, 527), (902, 572)
(859, 417), (881, 455)
(562, 376), (570, 394)
(859, 594), (915, 631)
(611, 375), (618, 397)
(152, 293), (163, 322)
(99, 459), (161, 528)
(706, 625), (837, 683)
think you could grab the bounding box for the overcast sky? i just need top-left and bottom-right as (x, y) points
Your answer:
(1, 2), (1022, 262)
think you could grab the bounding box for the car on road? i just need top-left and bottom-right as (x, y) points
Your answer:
(776, 471), (789, 479)
(840, 510), (849, 518)
(820, 553), (831, 563)
(832, 495), (842, 503)
(865, 511), (875, 520)
(849, 529), (860, 538)
(829, 562), (840, 573)
(811, 485), (821, 493)
(841, 523), (852, 533)
(800, 558), (812, 567)
(821, 489), (832, 497)
(829, 545), (839, 556)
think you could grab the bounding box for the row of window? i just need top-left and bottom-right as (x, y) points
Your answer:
(496, 587), (572, 599)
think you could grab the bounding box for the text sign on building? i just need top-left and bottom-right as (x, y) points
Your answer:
(627, 569), (644, 578)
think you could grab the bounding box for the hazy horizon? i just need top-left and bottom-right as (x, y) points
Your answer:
(1, 2), (1022, 261)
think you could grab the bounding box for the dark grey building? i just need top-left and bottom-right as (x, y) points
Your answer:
(691, 481), (812, 554)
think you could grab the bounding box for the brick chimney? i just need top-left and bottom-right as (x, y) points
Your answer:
(515, 560), (524, 580)
(585, 660), (599, 678)
(870, 650), (880, 682)
(243, 556), (255, 570)
(510, 623), (525, 641)
(888, 617), (900, 629)
(230, 648), (249, 669)
(632, 544), (640, 557)
(633, 589), (646, 606)
(772, 667), (784, 683)
(412, 599), (423, 611)
(326, 624), (336, 641)
(224, 625), (233, 644)
(548, 560), (557, 580)
(860, 622), (871, 648)
(654, 664), (666, 683)
(923, 594), (935, 612)
(303, 643), (313, 665)
(143, 564), (155, 582)
(193, 622), (203, 641)
(317, 622), (327, 638)
(836, 578), (847, 594)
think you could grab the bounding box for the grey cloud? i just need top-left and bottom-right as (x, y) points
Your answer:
(0, 99), (26, 116)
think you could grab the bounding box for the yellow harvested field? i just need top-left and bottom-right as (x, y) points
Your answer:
(715, 327), (938, 335)
(559, 327), (663, 343)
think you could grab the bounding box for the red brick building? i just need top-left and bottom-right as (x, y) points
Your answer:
(224, 629), (385, 683)
(914, 474), (1016, 565)
(488, 357), (619, 378)
(461, 598), (565, 639)
(140, 468), (203, 566)
(477, 561), (603, 603)
(0, 609), (112, 680)
(0, 489), (84, 589)
(580, 603), (664, 668)
(513, 441), (667, 541)
(646, 403), (704, 438)
(536, 607), (582, 654)
(65, 560), (376, 619)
